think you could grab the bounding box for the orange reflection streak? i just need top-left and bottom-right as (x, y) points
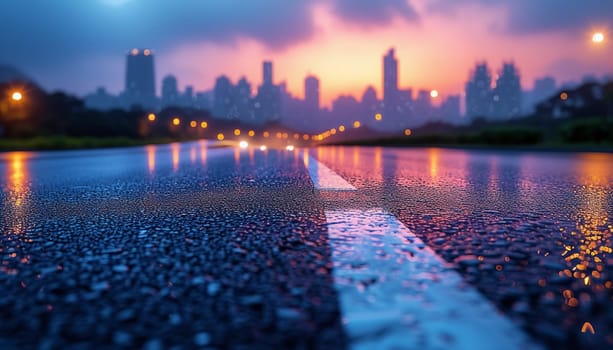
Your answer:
(374, 147), (382, 179)
(171, 143), (180, 172)
(352, 146), (359, 168)
(4, 152), (31, 234)
(7, 152), (29, 207)
(559, 153), (613, 309)
(200, 141), (207, 164)
(303, 149), (310, 167)
(190, 147), (197, 164)
(249, 147), (255, 166)
(234, 148), (240, 165)
(428, 148), (439, 180)
(146, 145), (156, 174)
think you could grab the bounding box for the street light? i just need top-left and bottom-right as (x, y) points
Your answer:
(11, 91), (23, 102)
(592, 32), (605, 44)
(147, 113), (156, 122)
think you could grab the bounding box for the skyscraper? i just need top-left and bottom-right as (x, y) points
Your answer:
(304, 75), (320, 114)
(255, 61), (281, 122)
(124, 48), (156, 109)
(263, 61), (273, 86)
(213, 75), (234, 119)
(383, 48), (399, 118)
(161, 75), (178, 108)
(465, 62), (492, 119)
(492, 63), (521, 119)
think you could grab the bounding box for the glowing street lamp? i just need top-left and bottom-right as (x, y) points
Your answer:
(374, 113), (382, 121)
(592, 32), (605, 44)
(217, 133), (225, 141)
(353, 121), (361, 128)
(234, 129), (241, 136)
(404, 128), (412, 136)
(172, 117), (181, 126)
(339, 125), (345, 132)
(200, 121), (208, 129)
(190, 121), (197, 128)
(11, 91), (23, 102)
(147, 113), (156, 122)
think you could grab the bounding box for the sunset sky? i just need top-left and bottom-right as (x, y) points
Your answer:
(1, 0), (612, 107)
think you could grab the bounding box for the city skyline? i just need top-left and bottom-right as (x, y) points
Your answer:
(0, 1), (611, 108)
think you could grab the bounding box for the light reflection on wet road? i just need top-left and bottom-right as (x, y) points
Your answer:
(0, 143), (612, 349)
(313, 146), (613, 349)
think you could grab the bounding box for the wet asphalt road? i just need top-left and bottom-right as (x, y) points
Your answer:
(1, 142), (612, 349)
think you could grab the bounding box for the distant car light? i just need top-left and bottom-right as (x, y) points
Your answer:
(239, 141), (249, 149)
(285, 145), (295, 151)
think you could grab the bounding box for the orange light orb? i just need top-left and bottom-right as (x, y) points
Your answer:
(374, 113), (382, 121)
(190, 121), (197, 128)
(234, 129), (241, 136)
(11, 91), (23, 101)
(172, 117), (181, 126)
(200, 121), (208, 129)
(592, 32), (604, 43)
(353, 121), (361, 128)
(147, 113), (156, 121)
(217, 133), (225, 141)
(404, 129), (412, 136)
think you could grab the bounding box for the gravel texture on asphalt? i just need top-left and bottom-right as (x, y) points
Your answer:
(1, 146), (346, 349)
(313, 146), (613, 350)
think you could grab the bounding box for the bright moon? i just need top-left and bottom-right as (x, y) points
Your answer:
(592, 32), (604, 43)
(430, 90), (439, 98)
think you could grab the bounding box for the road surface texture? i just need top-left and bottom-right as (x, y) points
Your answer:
(1, 141), (612, 349)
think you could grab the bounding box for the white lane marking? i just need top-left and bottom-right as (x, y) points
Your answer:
(325, 209), (540, 350)
(302, 155), (356, 191)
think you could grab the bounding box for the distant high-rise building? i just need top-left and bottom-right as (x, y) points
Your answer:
(492, 63), (521, 119)
(124, 48), (156, 109)
(414, 89), (433, 124)
(383, 48), (399, 119)
(235, 77), (253, 122)
(161, 75), (179, 108)
(533, 77), (556, 101)
(183, 85), (194, 107)
(263, 61), (273, 86)
(255, 61), (281, 122)
(304, 75), (320, 115)
(524, 76), (557, 112)
(213, 75), (235, 119)
(440, 95), (461, 123)
(465, 62), (492, 119)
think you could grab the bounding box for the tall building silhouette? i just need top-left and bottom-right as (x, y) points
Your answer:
(465, 62), (492, 119)
(235, 77), (253, 122)
(304, 75), (320, 115)
(124, 48), (156, 109)
(263, 61), (273, 86)
(492, 63), (521, 119)
(383, 48), (399, 121)
(255, 61), (281, 122)
(533, 77), (556, 102)
(213, 75), (235, 119)
(161, 75), (178, 108)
